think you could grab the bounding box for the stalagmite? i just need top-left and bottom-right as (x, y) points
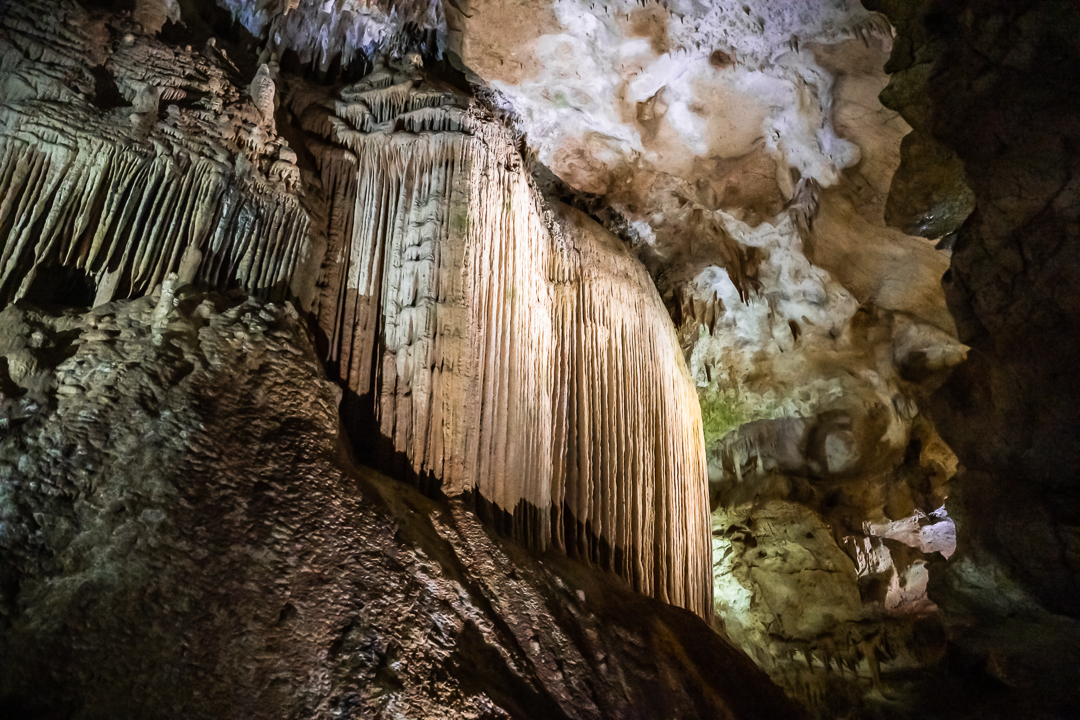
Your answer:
(249, 63), (278, 133)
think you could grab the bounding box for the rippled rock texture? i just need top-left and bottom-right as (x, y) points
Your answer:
(294, 71), (713, 617)
(1, 0), (714, 622)
(0, 290), (801, 720)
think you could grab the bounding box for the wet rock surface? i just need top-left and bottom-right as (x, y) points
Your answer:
(0, 290), (801, 720)
(884, 132), (974, 241)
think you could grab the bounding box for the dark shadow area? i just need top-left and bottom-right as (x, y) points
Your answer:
(89, 64), (127, 111)
(159, 0), (262, 81)
(451, 619), (575, 720)
(78, 0), (135, 11)
(22, 265), (96, 309)
(338, 385), (445, 500)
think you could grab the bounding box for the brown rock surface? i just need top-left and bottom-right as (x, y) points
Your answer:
(0, 290), (801, 720)
(874, 0), (1080, 615)
(2, 0), (1078, 717)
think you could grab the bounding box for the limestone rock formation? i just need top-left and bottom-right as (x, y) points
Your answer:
(0, 290), (800, 720)
(427, 0), (978, 711)
(1, 0), (714, 622)
(0, 0), (1077, 717)
(670, 195), (964, 710)
(220, 0), (445, 74)
(294, 67), (712, 618)
(0, 0), (320, 310)
(879, 0), (1080, 615)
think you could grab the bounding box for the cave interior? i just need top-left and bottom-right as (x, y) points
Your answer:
(0, 0), (1077, 718)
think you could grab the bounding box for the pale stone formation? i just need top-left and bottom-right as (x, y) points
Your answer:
(443, 0), (889, 224)
(220, 0), (446, 73)
(292, 66), (713, 618)
(0, 0), (320, 310)
(411, 0), (978, 711)
(0, 0), (713, 622)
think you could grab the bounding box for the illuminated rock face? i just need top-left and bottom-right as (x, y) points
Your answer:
(0, 2), (713, 621)
(2, 0), (1077, 717)
(295, 69), (712, 617)
(432, 0), (971, 709)
(0, 292), (798, 720)
(218, 0), (445, 72)
(669, 204), (964, 708)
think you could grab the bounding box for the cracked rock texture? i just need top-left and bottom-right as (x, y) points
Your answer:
(0, 290), (801, 720)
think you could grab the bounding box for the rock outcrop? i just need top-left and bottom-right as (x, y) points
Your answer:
(0, 290), (800, 720)
(294, 64), (712, 618)
(437, 4), (973, 711)
(1, 0), (713, 621)
(1, 0), (1076, 717)
(430, 15), (972, 709)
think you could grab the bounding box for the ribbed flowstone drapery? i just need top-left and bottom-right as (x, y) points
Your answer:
(305, 70), (712, 619)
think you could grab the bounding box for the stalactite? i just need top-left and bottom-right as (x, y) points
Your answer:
(0, 0), (712, 621)
(0, 127), (309, 305)
(306, 71), (712, 619)
(0, 2), (317, 309)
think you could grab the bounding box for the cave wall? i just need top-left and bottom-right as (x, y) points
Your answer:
(872, 0), (1080, 616)
(432, 12), (975, 713)
(866, 0), (1080, 713)
(0, 291), (800, 720)
(293, 60), (714, 618)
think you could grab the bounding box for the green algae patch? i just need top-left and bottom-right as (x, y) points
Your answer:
(698, 384), (780, 446)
